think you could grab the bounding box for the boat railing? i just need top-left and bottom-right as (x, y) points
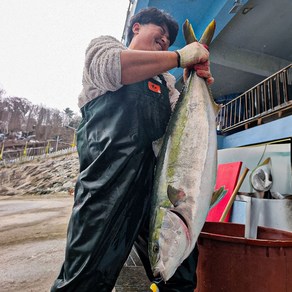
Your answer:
(217, 64), (292, 133)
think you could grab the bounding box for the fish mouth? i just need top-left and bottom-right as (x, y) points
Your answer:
(153, 266), (168, 282)
(153, 260), (165, 279)
(153, 261), (178, 282)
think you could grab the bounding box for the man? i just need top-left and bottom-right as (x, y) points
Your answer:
(51, 7), (213, 292)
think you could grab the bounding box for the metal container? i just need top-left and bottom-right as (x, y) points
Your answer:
(231, 194), (292, 237)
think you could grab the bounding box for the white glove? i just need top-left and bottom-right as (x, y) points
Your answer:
(176, 42), (209, 68)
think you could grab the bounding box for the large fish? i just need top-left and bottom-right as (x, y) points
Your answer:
(148, 19), (219, 281)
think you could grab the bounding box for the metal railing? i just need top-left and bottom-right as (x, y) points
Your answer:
(217, 64), (292, 133)
(0, 146), (77, 166)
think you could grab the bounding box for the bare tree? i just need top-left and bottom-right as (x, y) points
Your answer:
(0, 91), (81, 141)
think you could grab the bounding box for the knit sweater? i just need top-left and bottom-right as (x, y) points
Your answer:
(78, 36), (179, 109)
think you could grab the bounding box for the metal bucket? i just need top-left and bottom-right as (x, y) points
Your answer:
(231, 194), (292, 236)
(196, 222), (292, 292)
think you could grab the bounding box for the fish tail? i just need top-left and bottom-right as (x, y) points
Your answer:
(199, 19), (216, 46)
(183, 19), (216, 46)
(183, 19), (198, 44)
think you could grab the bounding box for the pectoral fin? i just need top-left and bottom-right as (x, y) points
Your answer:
(209, 186), (227, 209)
(167, 185), (187, 207)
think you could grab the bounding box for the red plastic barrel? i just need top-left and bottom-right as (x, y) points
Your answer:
(196, 222), (292, 292)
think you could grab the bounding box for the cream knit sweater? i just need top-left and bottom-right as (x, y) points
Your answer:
(78, 35), (179, 110)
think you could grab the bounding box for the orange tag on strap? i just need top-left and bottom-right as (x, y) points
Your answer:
(148, 81), (161, 93)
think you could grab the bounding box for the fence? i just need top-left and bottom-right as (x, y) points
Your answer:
(217, 64), (292, 133)
(0, 145), (77, 166)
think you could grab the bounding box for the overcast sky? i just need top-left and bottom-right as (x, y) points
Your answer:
(0, 0), (129, 113)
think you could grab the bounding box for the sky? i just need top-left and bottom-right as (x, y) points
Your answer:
(0, 0), (130, 114)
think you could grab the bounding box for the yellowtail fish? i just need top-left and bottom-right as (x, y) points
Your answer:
(148, 19), (219, 281)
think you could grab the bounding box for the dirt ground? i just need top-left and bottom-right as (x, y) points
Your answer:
(0, 194), (73, 292)
(0, 194), (151, 292)
(0, 151), (151, 292)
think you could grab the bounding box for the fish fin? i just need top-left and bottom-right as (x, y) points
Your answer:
(183, 19), (198, 44)
(167, 185), (187, 207)
(199, 19), (216, 46)
(260, 157), (271, 166)
(212, 99), (222, 115)
(183, 19), (216, 46)
(206, 82), (221, 114)
(209, 186), (227, 209)
(152, 137), (164, 157)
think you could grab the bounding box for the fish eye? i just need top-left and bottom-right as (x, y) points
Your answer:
(153, 243), (159, 254)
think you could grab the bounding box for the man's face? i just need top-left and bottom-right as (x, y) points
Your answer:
(130, 23), (170, 51)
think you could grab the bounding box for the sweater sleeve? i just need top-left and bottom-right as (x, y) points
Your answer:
(78, 36), (127, 108)
(162, 72), (180, 111)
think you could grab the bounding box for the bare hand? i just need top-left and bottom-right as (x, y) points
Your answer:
(183, 60), (214, 85)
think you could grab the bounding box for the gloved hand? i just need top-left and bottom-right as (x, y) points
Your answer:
(176, 42), (209, 68)
(183, 60), (214, 85)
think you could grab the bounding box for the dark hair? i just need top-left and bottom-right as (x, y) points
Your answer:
(126, 7), (179, 47)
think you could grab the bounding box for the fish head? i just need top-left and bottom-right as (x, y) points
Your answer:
(250, 157), (273, 192)
(149, 207), (191, 281)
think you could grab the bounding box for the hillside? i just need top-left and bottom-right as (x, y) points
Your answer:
(0, 152), (79, 196)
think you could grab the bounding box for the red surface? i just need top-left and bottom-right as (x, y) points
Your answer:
(206, 161), (242, 222)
